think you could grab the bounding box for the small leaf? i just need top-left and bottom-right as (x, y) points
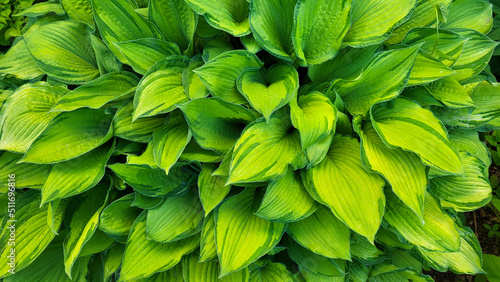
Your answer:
(198, 163), (231, 216)
(99, 194), (142, 243)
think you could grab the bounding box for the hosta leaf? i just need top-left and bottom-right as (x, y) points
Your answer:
(25, 21), (99, 85)
(133, 55), (190, 120)
(441, 0), (492, 34)
(0, 190), (65, 277)
(0, 152), (50, 189)
(15, 2), (65, 17)
(304, 133), (334, 168)
(195, 50), (263, 104)
(132, 192), (164, 210)
(299, 268), (345, 282)
(481, 255), (500, 282)
(256, 169), (319, 223)
(249, 0), (296, 61)
(292, 0), (351, 65)
(228, 111), (301, 184)
(290, 92), (337, 149)
(109, 163), (197, 197)
(470, 81), (500, 124)
(371, 98), (462, 174)
(79, 229), (114, 256)
(113, 100), (164, 143)
(429, 152), (491, 212)
(423, 76), (474, 108)
(21, 108), (113, 164)
(0, 39), (43, 80)
(350, 233), (386, 264)
(120, 212), (200, 280)
(0, 83), (66, 154)
(287, 240), (345, 277)
(249, 262), (295, 282)
(216, 188), (286, 277)
(149, 0), (198, 51)
(202, 38), (235, 63)
(185, 0), (250, 37)
(61, 0), (93, 25)
(449, 129), (490, 171)
(90, 35), (122, 75)
(287, 205), (350, 260)
(334, 45), (420, 116)
(343, 0), (416, 47)
(241, 35), (262, 54)
(199, 211), (217, 262)
(183, 55), (210, 100)
(51, 71), (139, 112)
(182, 253), (218, 281)
(99, 194), (142, 243)
(146, 189), (203, 243)
(353, 119), (426, 219)
(198, 163), (231, 216)
(114, 39), (181, 75)
(104, 243), (125, 280)
(63, 183), (110, 278)
(41, 141), (114, 204)
(303, 136), (385, 242)
(180, 140), (226, 163)
(91, 0), (163, 63)
(237, 64), (298, 122)
(407, 51), (455, 87)
(152, 111), (191, 174)
(418, 226), (484, 274)
(178, 97), (256, 154)
(384, 192), (460, 252)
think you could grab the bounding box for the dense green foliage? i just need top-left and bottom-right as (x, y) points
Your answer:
(0, 0), (499, 281)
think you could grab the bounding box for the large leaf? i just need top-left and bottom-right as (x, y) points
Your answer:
(407, 51), (455, 87)
(178, 97), (256, 154)
(149, 0), (198, 51)
(215, 188), (286, 277)
(51, 71), (139, 112)
(133, 56), (190, 120)
(249, 0), (296, 61)
(256, 169), (319, 223)
(353, 119), (426, 219)
(448, 129), (490, 172)
(303, 136), (385, 242)
(25, 21), (99, 84)
(287, 240), (345, 277)
(371, 98), (462, 174)
(194, 50), (263, 104)
(249, 261), (295, 282)
(0, 83), (66, 154)
(61, 0), (93, 25)
(0, 39), (43, 80)
(20, 108), (113, 164)
(120, 212), (200, 280)
(422, 76), (474, 108)
(99, 194), (142, 243)
(41, 141), (114, 204)
(287, 206), (350, 260)
(184, 0), (250, 37)
(343, 0), (416, 47)
(441, 0), (492, 34)
(237, 64), (299, 122)
(334, 45), (420, 116)
(183, 55), (210, 100)
(228, 111), (302, 185)
(182, 252), (251, 281)
(292, 0), (351, 65)
(384, 192), (460, 252)
(198, 163), (231, 216)
(0, 152), (50, 189)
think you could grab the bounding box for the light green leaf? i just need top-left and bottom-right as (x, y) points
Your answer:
(120, 212), (200, 281)
(202, 38), (235, 63)
(423, 76), (474, 108)
(149, 0), (198, 51)
(470, 81), (500, 124)
(132, 192), (164, 210)
(133, 55), (190, 120)
(180, 139), (226, 163)
(183, 55), (210, 100)
(249, 0), (296, 61)
(79, 229), (114, 257)
(20, 108), (113, 164)
(15, 2), (65, 17)
(41, 141), (114, 204)
(448, 129), (490, 172)
(303, 136), (385, 242)
(343, 0), (416, 47)
(441, 0), (492, 34)
(0, 39), (44, 80)
(195, 50), (263, 104)
(482, 254), (500, 282)
(61, 0), (93, 26)
(334, 45), (420, 116)
(353, 119), (426, 219)
(290, 92), (337, 149)
(384, 192), (460, 252)
(216, 188), (286, 277)
(407, 51), (455, 87)
(25, 21), (99, 85)
(51, 71), (139, 112)
(429, 152), (491, 212)
(0, 152), (50, 189)
(91, 0), (163, 63)
(249, 261), (295, 282)
(63, 183), (110, 278)
(185, 0), (250, 37)
(146, 189), (203, 243)
(113, 100), (165, 143)
(114, 38), (181, 75)
(240, 34), (261, 54)
(90, 35), (123, 75)
(287, 240), (345, 277)
(198, 163), (231, 216)
(371, 98), (462, 174)
(237, 64), (298, 122)
(104, 243), (125, 280)
(182, 253), (218, 281)
(199, 211), (217, 262)
(99, 194), (142, 243)
(228, 111), (301, 184)
(287, 205), (350, 260)
(304, 133), (334, 168)
(292, 0), (351, 65)
(255, 169), (319, 223)
(178, 97), (256, 154)
(0, 190), (65, 278)
(351, 233), (386, 264)
(0, 82), (66, 154)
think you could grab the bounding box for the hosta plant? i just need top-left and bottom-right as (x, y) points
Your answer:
(0, 0), (499, 281)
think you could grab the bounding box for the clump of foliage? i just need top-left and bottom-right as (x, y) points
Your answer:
(0, 0), (499, 281)
(0, 0), (38, 46)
